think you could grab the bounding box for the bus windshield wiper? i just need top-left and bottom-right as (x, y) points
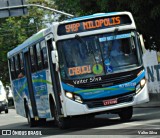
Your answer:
(75, 34), (98, 65)
(75, 34), (90, 53)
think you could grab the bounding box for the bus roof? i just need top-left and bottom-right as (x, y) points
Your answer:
(57, 11), (135, 37)
(62, 11), (132, 23)
(7, 28), (50, 58)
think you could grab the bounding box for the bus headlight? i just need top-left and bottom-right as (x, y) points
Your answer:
(74, 95), (83, 103)
(140, 78), (146, 87)
(65, 92), (83, 103)
(66, 92), (73, 99)
(136, 84), (141, 94)
(136, 78), (146, 94)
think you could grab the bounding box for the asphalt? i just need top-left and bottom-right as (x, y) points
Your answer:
(134, 101), (160, 108)
(133, 92), (160, 108)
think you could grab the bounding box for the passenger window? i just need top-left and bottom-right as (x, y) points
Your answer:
(20, 53), (24, 71)
(10, 57), (16, 80)
(15, 55), (20, 78)
(30, 46), (37, 72)
(19, 53), (25, 78)
(41, 41), (48, 69)
(36, 43), (43, 71)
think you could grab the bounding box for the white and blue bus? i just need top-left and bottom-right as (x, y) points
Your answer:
(8, 11), (149, 129)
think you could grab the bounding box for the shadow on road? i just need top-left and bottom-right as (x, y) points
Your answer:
(0, 116), (140, 136)
(1, 108), (159, 136)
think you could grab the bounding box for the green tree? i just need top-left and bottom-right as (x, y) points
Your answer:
(54, 0), (160, 49)
(1, 0), (160, 85)
(0, 0), (55, 85)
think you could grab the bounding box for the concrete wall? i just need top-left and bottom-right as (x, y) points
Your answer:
(143, 50), (160, 101)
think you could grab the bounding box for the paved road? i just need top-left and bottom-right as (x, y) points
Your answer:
(0, 106), (160, 138)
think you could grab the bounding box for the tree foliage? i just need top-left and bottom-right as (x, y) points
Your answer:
(0, 0), (160, 85)
(54, 0), (160, 49)
(0, 0), (55, 85)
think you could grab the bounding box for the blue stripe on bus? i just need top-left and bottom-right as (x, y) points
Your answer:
(62, 70), (145, 100)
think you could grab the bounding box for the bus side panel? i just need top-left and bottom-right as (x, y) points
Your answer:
(31, 70), (51, 118)
(12, 77), (29, 117)
(45, 69), (53, 118)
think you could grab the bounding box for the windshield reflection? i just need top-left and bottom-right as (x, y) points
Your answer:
(57, 31), (140, 80)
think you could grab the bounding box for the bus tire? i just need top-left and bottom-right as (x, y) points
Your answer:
(53, 105), (69, 129)
(25, 105), (37, 127)
(39, 118), (46, 126)
(118, 107), (133, 121)
(50, 98), (68, 129)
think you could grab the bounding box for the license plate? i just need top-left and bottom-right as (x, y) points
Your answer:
(103, 98), (118, 106)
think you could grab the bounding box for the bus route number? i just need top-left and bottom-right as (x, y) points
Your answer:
(65, 16), (121, 33)
(68, 65), (91, 76)
(65, 23), (80, 33)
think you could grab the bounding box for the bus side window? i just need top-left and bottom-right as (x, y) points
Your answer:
(15, 55), (21, 79)
(36, 43), (43, 71)
(10, 57), (16, 80)
(41, 40), (48, 69)
(30, 46), (37, 72)
(19, 53), (25, 78)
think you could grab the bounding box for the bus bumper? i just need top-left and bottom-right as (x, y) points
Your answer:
(64, 83), (149, 116)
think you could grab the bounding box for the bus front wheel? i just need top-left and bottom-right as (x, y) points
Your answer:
(118, 107), (133, 121)
(50, 100), (68, 129)
(53, 106), (69, 129)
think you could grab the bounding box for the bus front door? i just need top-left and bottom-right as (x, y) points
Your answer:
(46, 39), (62, 116)
(24, 51), (39, 120)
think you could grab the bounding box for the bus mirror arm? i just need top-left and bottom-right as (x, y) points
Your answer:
(51, 50), (59, 71)
(52, 41), (56, 50)
(139, 34), (146, 54)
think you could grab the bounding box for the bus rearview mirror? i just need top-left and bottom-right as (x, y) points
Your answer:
(51, 51), (58, 63)
(139, 34), (146, 54)
(52, 41), (56, 50)
(51, 50), (59, 71)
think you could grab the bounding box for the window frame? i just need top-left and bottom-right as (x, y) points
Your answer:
(40, 40), (48, 69)
(36, 43), (43, 71)
(9, 57), (16, 80)
(29, 45), (37, 73)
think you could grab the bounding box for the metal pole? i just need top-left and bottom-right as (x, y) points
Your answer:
(0, 4), (74, 17)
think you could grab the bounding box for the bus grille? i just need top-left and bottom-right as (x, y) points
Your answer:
(84, 93), (135, 109)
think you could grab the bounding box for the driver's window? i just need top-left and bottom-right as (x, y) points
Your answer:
(121, 39), (131, 55)
(110, 40), (123, 57)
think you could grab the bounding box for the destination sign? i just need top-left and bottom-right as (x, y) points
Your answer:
(58, 15), (132, 35)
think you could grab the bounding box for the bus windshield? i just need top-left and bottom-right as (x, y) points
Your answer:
(57, 30), (140, 80)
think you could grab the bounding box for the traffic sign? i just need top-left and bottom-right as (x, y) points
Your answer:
(0, 0), (27, 18)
